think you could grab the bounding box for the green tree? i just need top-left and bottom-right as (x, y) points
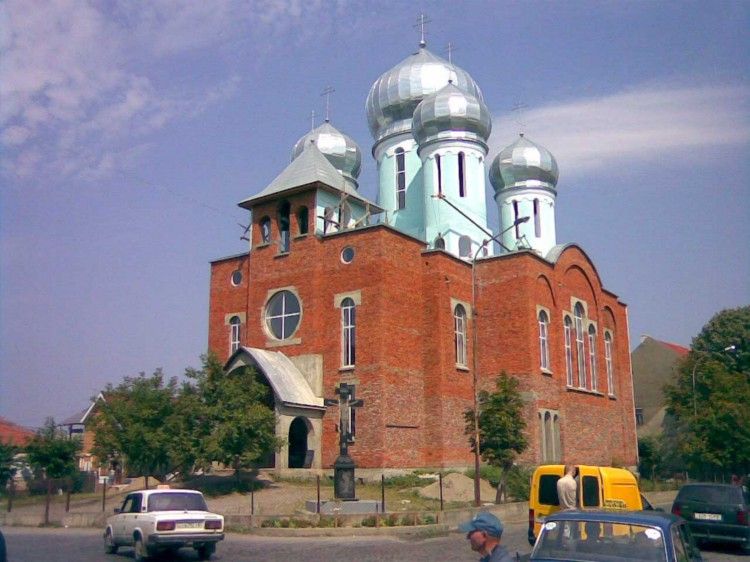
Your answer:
(90, 370), (178, 486)
(25, 418), (80, 523)
(0, 441), (19, 492)
(184, 353), (281, 479)
(664, 306), (750, 477)
(464, 373), (528, 503)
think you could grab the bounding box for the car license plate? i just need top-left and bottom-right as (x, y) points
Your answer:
(177, 521), (203, 529)
(694, 513), (721, 521)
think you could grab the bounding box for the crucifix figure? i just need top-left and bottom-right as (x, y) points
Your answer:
(324, 382), (364, 499)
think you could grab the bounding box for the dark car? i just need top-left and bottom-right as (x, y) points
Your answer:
(671, 482), (750, 553)
(530, 510), (702, 562)
(0, 527), (6, 562)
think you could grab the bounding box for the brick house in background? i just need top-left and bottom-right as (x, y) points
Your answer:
(631, 336), (689, 436)
(208, 39), (638, 473)
(58, 393), (112, 479)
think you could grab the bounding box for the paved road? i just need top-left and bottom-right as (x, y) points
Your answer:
(3, 523), (747, 561)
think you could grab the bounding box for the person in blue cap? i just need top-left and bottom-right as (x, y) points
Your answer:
(459, 511), (514, 562)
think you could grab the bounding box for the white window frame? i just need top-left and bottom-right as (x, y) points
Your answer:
(454, 304), (467, 367)
(538, 310), (550, 371)
(341, 297), (356, 368)
(265, 290), (301, 341)
(229, 316), (241, 354)
(605, 331), (615, 396)
(588, 325), (598, 391)
(574, 303), (587, 389)
(564, 316), (574, 386)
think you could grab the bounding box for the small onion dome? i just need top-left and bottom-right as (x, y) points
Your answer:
(366, 46), (484, 144)
(489, 134), (559, 193)
(292, 121), (362, 182)
(412, 82), (492, 148)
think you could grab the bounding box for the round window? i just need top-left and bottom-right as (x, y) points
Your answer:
(231, 270), (243, 286)
(265, 290), (301, 340)
(341, 246), (355, 264)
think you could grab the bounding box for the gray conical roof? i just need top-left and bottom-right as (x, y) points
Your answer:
(489, 134), (559, 193)
(412, 82), (492, 147)
(291, 121), (362, 182)
(366, 45), (483, 144)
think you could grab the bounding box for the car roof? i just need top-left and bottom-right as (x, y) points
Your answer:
(131, 489), (203, 496)
(545, 510), (680, 528)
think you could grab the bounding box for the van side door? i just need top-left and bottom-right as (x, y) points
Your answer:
(578, 466), (603, 508)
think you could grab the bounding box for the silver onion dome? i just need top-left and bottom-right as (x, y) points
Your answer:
(366, 46), (484, 145)
(489, 134), (559, 193)
(412, 82), (492, 147)
(292, 121), (362, 182)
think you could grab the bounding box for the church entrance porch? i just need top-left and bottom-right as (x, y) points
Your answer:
(288, 416), (311, 468)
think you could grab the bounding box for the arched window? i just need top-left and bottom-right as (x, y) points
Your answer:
(534, 199), (541, 238)
(454, 304), (467, 367)
(341, 297), (356, 368)
(229, 316), (241, 354)
(538, 310), (550, 370)
(564, 316), (574, 386)
(435, 153), (443, 195)
(260, 216), (271, 244)
(513, 200), (521, 239)
(395, 148), (406, 209)
(434, 235), (445, 250)
(605, 332), (615, 396)
(588, 325), (598, 391)
(278, 201), (290, 252)
(544, 411), (553, 461)
(297, 206), (309, 235)
(574, 303), (587, 388)
(458, 152), (466, 197)
(458, 235), (472, 258)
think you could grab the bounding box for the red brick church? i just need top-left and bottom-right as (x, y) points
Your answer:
(207, 38), (638, 472)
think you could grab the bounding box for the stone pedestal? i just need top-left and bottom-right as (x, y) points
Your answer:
(333, 454), (356, 500)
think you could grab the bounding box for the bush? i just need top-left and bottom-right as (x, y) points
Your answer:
(360, 516), (377, 527)
(289, 518), (313, 528)
(506, 465), (532, 501)
(318, 516), (335, 528)
(383, 472), (436, 488)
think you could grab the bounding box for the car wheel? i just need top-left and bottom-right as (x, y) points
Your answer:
(133, 535), (150, 561)
(103, 529), (118, 554)
(196, 543), (216, 560)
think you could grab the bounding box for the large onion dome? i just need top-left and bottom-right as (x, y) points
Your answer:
(489, 134), (559, 193)
(366, 45), (484, 145)
(412, 82), (492, 148)
(292, 121), (362, 183)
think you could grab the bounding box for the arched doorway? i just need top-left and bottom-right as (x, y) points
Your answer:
(288, 417), (309, 468)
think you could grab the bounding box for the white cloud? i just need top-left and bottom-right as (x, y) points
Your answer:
(0, 0), (322, 181)
(489, 84), (750, 179)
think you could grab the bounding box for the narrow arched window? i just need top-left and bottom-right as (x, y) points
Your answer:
(588, 325), (598, 391)
(229, 316), (241, 354)
(278, 201), (290, 252)
(454, 304), (467, 367)
(434, 236), (445, 250)
(534, 199), (541, 238)
(260, 216), (271, 244)
(341, 298), (356, 367)
(458, 235), (472, 258)
(435, 153), (443, 196)
(395, 148), (406, 209)
(538, 310), (550, 370)
(564, 316), (574, 386)
(458, 152), (466, 197)
(513, 200), (521, 239)
(605, 332), (615, 396)
(574, 303), (587, 388)
(297, 206), (309, 235)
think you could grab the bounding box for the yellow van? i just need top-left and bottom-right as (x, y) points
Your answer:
(528, 464), (643, 545)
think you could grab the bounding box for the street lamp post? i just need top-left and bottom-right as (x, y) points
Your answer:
(691, 345), (736, 416)
(469, 215), (529, 506)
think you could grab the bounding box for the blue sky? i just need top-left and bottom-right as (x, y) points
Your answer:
(1, 0), (748, 428)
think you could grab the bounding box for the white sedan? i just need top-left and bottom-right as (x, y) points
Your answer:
(104, 488), (224, 561)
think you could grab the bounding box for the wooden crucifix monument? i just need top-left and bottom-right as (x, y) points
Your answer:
(324, 382), (363, 500)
